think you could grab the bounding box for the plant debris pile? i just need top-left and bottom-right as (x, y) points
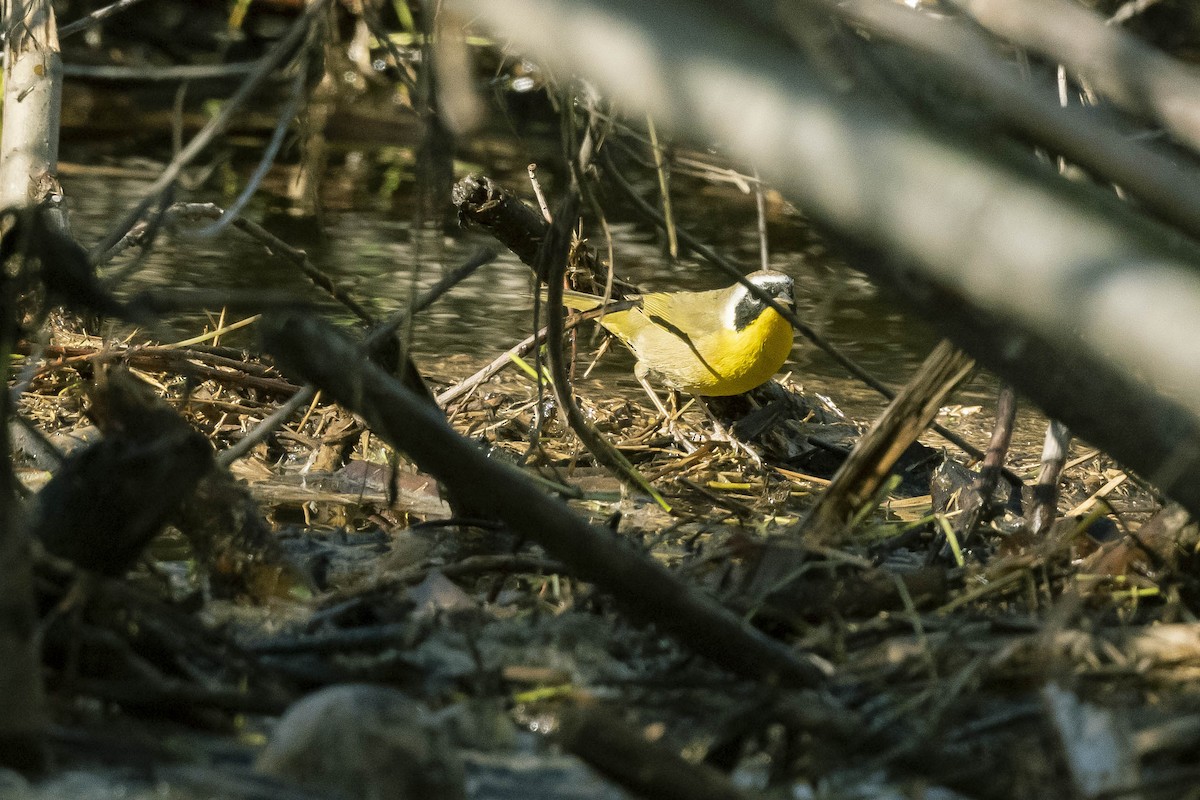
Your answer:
(8, 299), (1198, 799)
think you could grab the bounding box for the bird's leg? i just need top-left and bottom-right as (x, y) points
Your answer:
(635, 364), (697, 454)
(667, 389), (684, 418)
(698, 397), (764, 467)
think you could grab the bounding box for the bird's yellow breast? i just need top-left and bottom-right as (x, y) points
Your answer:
(691, 305), (794, 395)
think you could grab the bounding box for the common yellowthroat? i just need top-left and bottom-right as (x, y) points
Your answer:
(556, 270), (795, 396)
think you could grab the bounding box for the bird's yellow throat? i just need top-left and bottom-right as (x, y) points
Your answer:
(692, 303), (793, 395)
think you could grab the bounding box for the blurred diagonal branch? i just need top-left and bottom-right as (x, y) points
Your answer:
(58, 0), (151, 39)
(261, 314), (827, 688)
(955, 0), (1200, 154)
(826, 0), (1200, 241)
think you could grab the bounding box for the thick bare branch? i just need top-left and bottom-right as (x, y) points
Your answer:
(0, 0), (62, 207)
(827, 0), (1200, 242)
(0, 0), (58, 770)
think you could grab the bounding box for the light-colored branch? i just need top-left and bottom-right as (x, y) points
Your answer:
(0, 0), (62, 207)
(0, 0), (57, 769)
(956, 0), (1200, 156)
(826, 0), (1200, 242)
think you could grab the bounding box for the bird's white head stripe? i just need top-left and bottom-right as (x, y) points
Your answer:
(725, 272), (794, 331)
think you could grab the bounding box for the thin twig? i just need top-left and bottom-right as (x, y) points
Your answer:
(88, 0), (327, 262)
(191, 69), (308, 238)
(365, 248), (498, 351)
(110, 201), (377, 325)
(527, 163), (552, 223)
(61, 62), (258, 80)
(539, 193), (670, 509)
(216, 386), (316, 469)
(646, 115), (678, 258)
(438, 330), (542, 407)
(58, 0), (150, 38)
(753, 165), (769, 273)
(99, 186), (175, 287)
(357, 3), (420, 95)
(437, 304), (628, 406)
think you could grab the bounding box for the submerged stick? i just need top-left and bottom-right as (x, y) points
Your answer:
(261, 313), (826, 688)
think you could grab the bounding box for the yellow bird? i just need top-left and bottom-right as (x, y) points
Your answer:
(556, 270), (795, 396)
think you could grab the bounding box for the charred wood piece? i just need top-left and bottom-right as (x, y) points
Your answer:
(452, 173), (623, 295)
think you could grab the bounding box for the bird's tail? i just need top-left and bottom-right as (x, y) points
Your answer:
(540, 287), (606, 312)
